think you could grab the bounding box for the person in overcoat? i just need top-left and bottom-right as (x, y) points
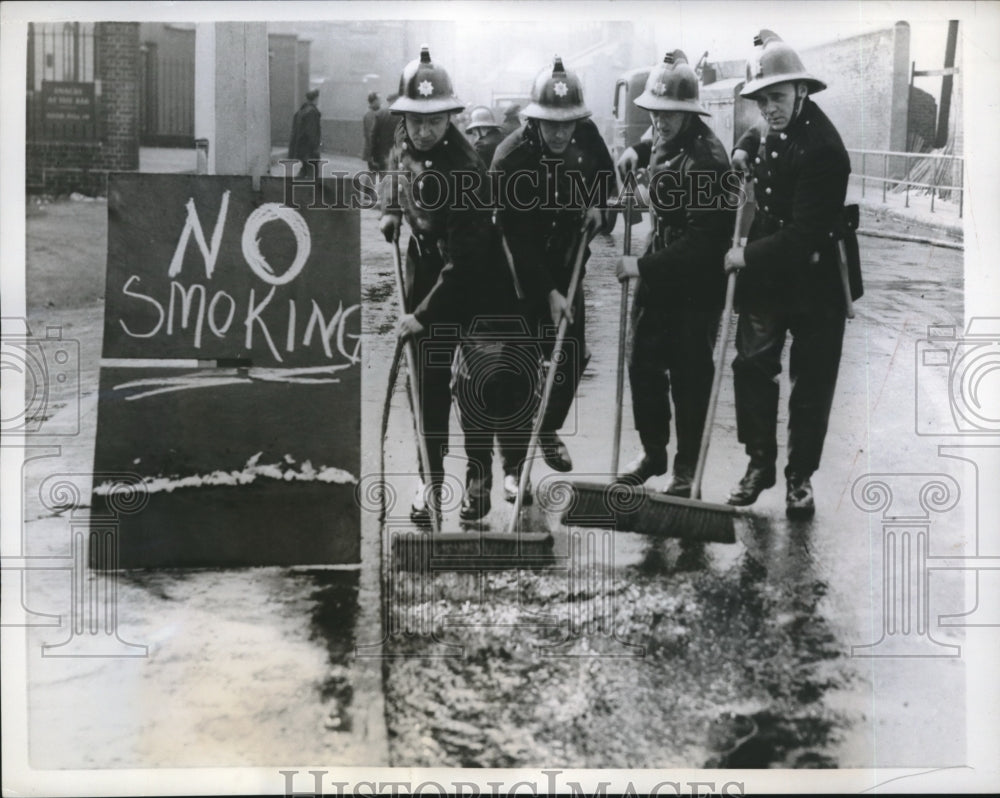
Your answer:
(490, 56), (617, 501)
(379, 47), (529, 524)
(724, 30), (856, 518)
(614, 50), (735, 496)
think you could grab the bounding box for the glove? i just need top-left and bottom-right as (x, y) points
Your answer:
(731, 148), (751, 177)
(616, 146), (639, 181)
(380, 215), (400, 243)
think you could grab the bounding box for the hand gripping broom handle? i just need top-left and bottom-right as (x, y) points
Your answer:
(690, 195), (746, 502)
(611, 197), (632, 476)
(392, 235), (441, 536)
(507, 217), (595, 533)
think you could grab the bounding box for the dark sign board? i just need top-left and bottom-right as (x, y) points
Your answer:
(93, 174), (361, 567)
(103, 174), (359, 368)
(41, 80), (96, 125)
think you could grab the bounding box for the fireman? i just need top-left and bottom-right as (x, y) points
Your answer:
(379, 46), (526, 524)
(614, 51), (734, 495)
(465, 105), (505, 168)
(491, 56), (617, 501)
(724, 30), (855, 519)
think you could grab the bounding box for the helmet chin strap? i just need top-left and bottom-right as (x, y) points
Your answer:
(790, 82), (806, 125)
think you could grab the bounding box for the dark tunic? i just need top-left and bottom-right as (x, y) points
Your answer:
(632, 115), (734, 310)
(379, 121), (527, 493)
(380, 121), (519, 328)
(490, 117), (617, 435)
(490, 117), (616, 316)
(471, 128), (504, 170)
(730, 96), (854, 477)
(734, 97), (852, 313)
(625, 116), (733, 469)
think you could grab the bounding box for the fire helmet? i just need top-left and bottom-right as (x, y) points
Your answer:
(740, 30), (827, 98)
(465, 105), (500, 133)
(634, 50), (710, 115)
(390, 45), (465, 115)
(522, 56), (591, 122)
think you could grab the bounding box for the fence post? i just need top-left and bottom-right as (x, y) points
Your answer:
(882, 153), (887, 203)
(904, 154), (910, 208)
(861, 151), (866, 198)
(959, 158), (964, 219)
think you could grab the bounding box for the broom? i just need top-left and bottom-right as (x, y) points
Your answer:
(562, 195), (636, 527)
(564, 190), (749, 543)
(386, 234), (553, 566)
(389, 234), (442, 537)
(507, 215), (595, 534)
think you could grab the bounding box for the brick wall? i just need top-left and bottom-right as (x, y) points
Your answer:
(26, 22), (140, 195)
(801, 23), (910, 156)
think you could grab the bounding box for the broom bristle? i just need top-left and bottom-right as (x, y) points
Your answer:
(564, 482), (737, 543)
(390, 530), (556, 571)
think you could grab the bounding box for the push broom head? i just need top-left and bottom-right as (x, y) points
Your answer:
(564, 481), (737, 544)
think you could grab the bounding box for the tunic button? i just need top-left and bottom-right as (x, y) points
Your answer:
(829, 231), (835, 237)
(443, 140), (448, 145)
(552, 221), (557, 227)
(578, 156), (583, 163)
(753, 177), (759, 183)
(755, 157), (761, 164)
(402, 142), (408, 150)
(764, 205), (770, 212)
(805, 120), (811, 125)
(765, 187), (772, 194)
(425, 160), (432, 167)
(779, 132), (787, 140)
(771, 151), (779, 158)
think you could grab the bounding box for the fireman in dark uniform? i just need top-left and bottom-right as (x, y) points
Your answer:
(724, 30), (854, 519)
(465, 106), (504, 168)
(379, 46), (526, 524)
(491, 56), (616, 500)
(614, 51), (734, 496)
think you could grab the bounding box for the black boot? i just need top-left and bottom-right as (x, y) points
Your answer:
(502, 471), (533, 506)
(460, 477), (492, 522)
(663, 463), (694, 498)
(618, 451), (668, 486)
(409, 482), (442, 528)
(785, 473), (815, 519)
(539, 433), (573, 472)
(727, 453), (776, 506)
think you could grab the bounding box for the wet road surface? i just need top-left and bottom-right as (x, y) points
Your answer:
(363, 206), (967, 768)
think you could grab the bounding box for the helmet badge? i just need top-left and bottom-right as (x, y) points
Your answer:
(417, 80), (434, 97)
(553, 81), (568, 97)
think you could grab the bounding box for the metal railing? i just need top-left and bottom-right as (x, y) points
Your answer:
(848, 148), (964, 218)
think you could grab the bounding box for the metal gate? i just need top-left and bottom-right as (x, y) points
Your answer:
(138, 26), (195, 147)
(26, 22), (99, 142)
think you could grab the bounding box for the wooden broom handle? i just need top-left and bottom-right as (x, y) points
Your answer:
(392, 235), (441, 536)
(690, 195), (746, 501)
